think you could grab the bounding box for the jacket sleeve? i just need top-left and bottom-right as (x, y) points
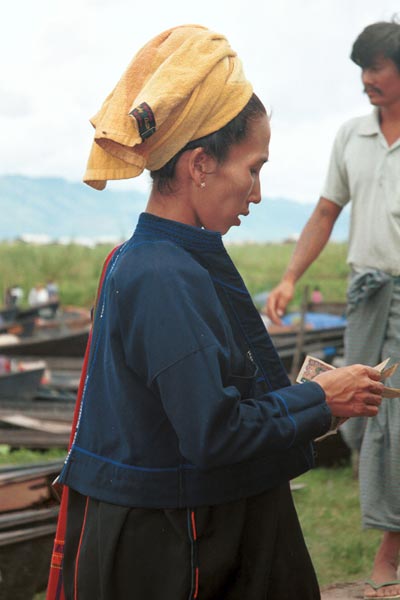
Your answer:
(154, 345), (331, 469)
(117, 245), (331, 469)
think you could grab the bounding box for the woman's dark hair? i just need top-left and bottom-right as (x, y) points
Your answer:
(350, 18), (400, 70)
(150, 93), (266, 194)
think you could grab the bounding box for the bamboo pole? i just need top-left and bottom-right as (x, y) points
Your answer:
(290, 285), (309, 383)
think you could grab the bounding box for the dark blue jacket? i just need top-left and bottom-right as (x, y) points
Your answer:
(59, 213), (331, 508)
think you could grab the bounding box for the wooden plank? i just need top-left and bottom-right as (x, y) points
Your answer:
(0, 414), (71, 434)
(0, 523), (57, 547)
(0, 429), (69, 448)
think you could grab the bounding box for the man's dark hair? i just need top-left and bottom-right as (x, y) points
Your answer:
(150, 93), (266, 194)
(350, 18), (400, 70)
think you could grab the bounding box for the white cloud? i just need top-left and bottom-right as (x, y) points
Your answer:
(0, 88), (32, 118)
(1, 0), (399, 201)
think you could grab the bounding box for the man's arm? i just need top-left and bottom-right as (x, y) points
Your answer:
(266, 197), (342, 324)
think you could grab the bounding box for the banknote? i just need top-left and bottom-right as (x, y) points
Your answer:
(296, 355), (400, 439)
(381, 363), (399, 380)
(296, 357), (343, 440)
(382, 385), (400, 398)
(297, 355), (399, 387)
(296, 355), (335, 384)
(374, 357), (391, 372)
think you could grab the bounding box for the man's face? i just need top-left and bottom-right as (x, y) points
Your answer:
(361, 55), (400, 108)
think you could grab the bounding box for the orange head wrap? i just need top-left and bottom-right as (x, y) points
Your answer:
(83, 24), (253, 190)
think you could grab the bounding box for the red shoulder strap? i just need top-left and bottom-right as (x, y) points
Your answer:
(46, 245), (121, 600)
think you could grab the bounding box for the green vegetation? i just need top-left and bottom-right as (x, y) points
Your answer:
(0, 240), (349, 309)
(294, 467), (380, 586)
(0, 446), (66, 465)
(229, 240), (349, 304)
(0, 242), (114, 308)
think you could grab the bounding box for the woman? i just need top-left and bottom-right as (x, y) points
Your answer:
(47, 25), (383, 600)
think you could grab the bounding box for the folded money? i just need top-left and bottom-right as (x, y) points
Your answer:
(383, 385), (400, 399)
(297, 355), (399, 390)
(381, 363), (399, 380)
(296, 356), (334, 384)
(296, 355), (400, 440)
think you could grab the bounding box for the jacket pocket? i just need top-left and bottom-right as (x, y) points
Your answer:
(227, 355), (258, 398)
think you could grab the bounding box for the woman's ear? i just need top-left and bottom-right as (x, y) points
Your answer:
(187, 148), (216, 188)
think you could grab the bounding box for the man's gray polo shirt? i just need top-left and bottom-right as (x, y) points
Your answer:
(321, 108), (400, 275)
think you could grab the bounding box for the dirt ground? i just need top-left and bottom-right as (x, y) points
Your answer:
(321, 580), (365, 599)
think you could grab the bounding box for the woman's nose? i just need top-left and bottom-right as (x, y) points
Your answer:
(249, 179), (262, 204)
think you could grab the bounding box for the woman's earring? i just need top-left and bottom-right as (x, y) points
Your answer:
(200, 182), (206, 188)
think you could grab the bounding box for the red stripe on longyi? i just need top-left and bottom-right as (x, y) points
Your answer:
(190, 510), (199, 598)
(191, 510), (197, 540)
(73, 497), (90, 600)
(194, 567), (199, 598)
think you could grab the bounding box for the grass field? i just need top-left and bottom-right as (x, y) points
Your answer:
(0, 239), (349, 309)
(294, 467), (380, 586)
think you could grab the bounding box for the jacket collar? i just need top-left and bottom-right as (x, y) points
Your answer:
(133, 212), (225, 253)
(132, 212), (290, 393)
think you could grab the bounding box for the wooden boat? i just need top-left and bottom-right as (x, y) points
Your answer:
(0, 460), (64, 513)
(0, 370), (74, 446)
(0, 373), (75, 449)
(307, 301), (347, 316)
(270, 324), (345, 373)
(0, 356), (75, 448)
(0, 507), (58, 599)
(0, 316), (36, 337)
(35, 305), (91, 332)
(0, 356), (79, 449)
(0, 412), (71, 448)
(0, 367), (45, 399)
(35, 383), (77, 401)
(0, 306), (18, 323)
(17, 300), (60, 321)
(0, 325), (90, 358)
(0, 461), (63, 599)
(0, 305), (90, 362)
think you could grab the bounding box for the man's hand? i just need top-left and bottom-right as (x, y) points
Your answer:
(314, 364), (384, 417)
(265, 280), (294, 325)
(263, 197), (342, 325)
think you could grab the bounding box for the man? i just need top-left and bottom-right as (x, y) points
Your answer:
(266, 20), (400, 600)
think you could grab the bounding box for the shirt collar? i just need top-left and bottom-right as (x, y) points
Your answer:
(358, 108), (381, 136)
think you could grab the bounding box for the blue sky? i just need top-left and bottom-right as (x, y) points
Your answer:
(1, 0), (399, 203)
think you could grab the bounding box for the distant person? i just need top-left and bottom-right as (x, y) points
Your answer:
(28, 284), (49, 306)
(45, 24), (385, 600)
(10, 284), (23, 306)
(0, 356), (10, 374)
(46, 279), (59, 302)
(311, 286), (323, 304)
(4, 287), (14, 307)
(4, 285), (23, 307)
(266, 19), (400, 600)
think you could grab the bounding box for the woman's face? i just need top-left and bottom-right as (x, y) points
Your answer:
(192, 114), (270, 235)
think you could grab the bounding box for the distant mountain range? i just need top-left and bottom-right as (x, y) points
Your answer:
(0, 175), (349, 243)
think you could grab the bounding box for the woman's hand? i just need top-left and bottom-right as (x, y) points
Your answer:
(313, 364), (384, 417)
